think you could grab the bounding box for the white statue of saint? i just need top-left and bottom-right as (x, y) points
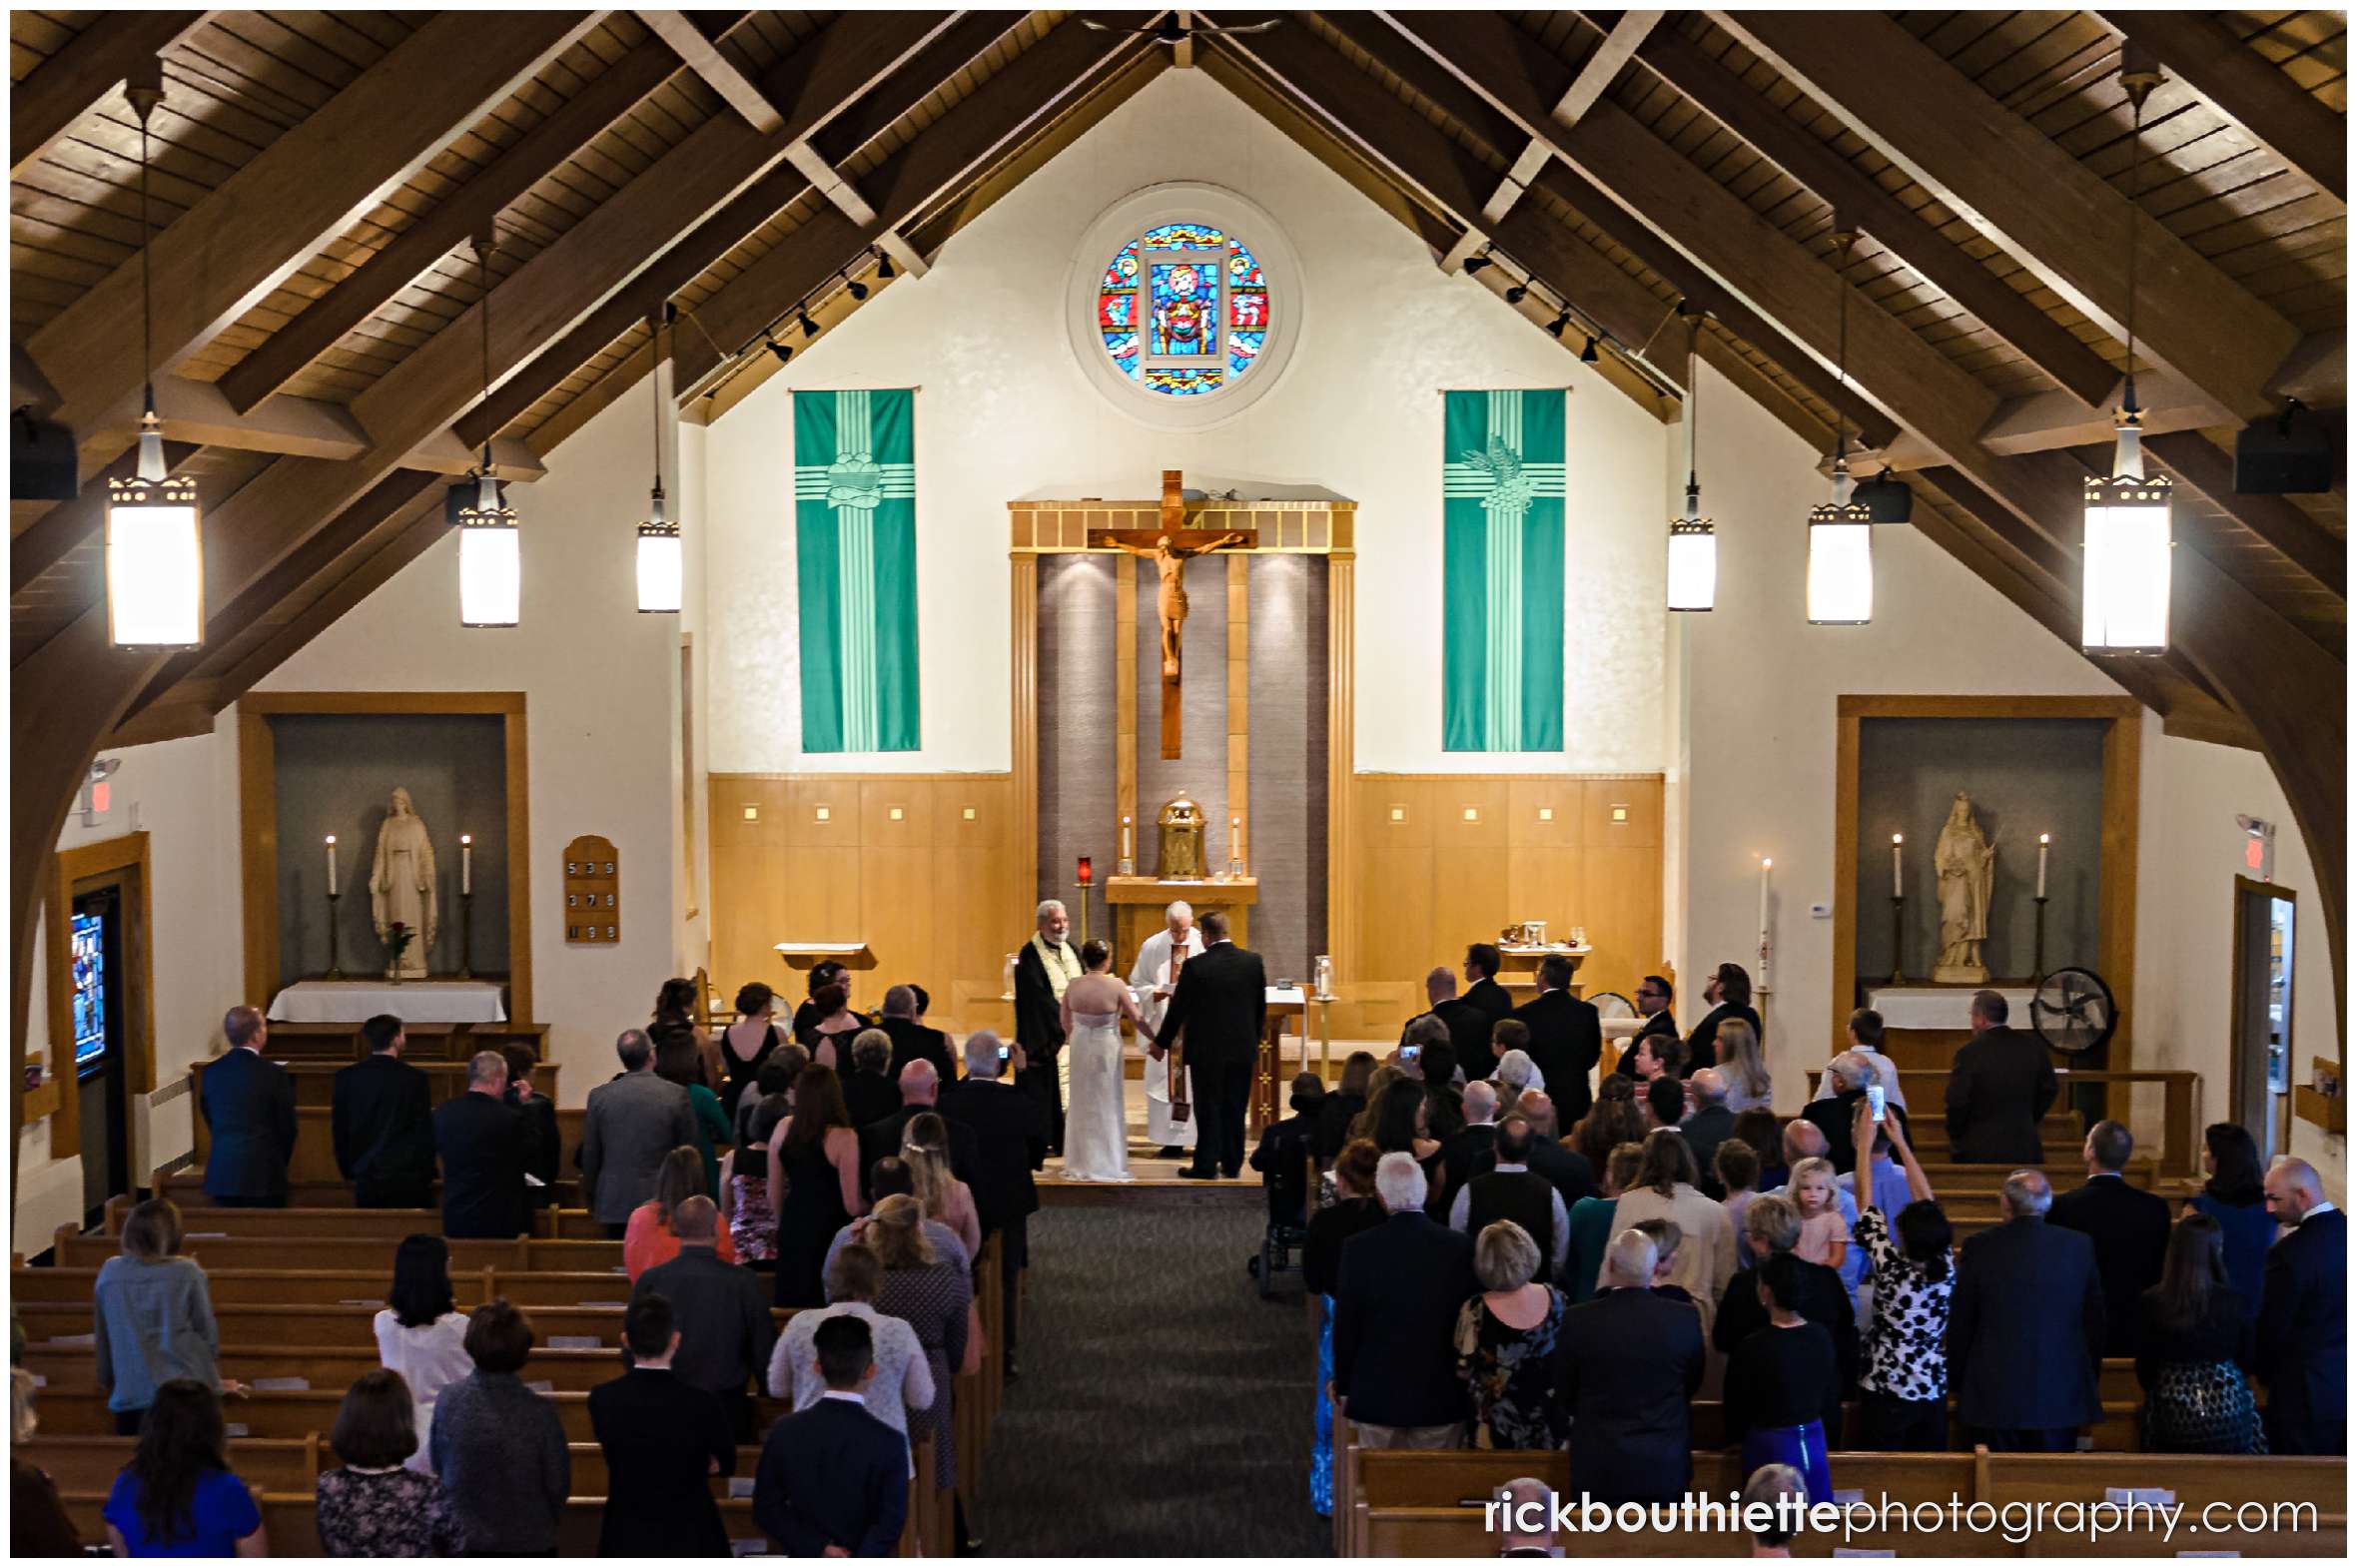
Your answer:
(1129, 900), (1204, 1156)
(1933, 792), (1996, 985)
(370, 787), (438, 979)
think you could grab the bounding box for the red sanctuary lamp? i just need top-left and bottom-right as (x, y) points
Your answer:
(1073, 856), (1095, 947)
(1076, 856), (1094, 886)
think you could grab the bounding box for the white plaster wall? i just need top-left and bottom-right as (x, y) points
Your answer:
(700, 69), (1670, 777)
(1679, 361), (2344, 1185)
(2131, 719), (2344, 1199)
(257, 383), (681, 1107)
(16, 730), (242, 1244)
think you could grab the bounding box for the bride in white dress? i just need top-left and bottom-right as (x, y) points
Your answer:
(1059, 939), (1143, 1181)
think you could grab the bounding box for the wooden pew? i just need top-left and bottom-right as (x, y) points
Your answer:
(51, 1224), (620, 1273)
(18, 1298), (630, 1348)
(210, 1057), (563, 1111)
(1986, 1451), (2346, 1512)
(54, 1491), (784, 1557)
(22, 1342), (627, 1396)
(21, 1435), (319, 1493)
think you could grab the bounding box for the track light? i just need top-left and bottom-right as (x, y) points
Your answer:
(877, 252), (896, 281)
(1463, 251), (1492, 275)
(765, 336), (793, 366)
(1581, 336), (1599, 365)
(1504, 280), (1528, 305)
(797, 305), (819, 339)
(1546, 310), (1570, 340)
(845, 273), (869, 303)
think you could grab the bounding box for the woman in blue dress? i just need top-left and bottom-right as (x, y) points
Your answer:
(1723, 1253), (1837, 1504)
(1301, 1140), (1384, 1516)
(2185, 1123), (2273, 1323)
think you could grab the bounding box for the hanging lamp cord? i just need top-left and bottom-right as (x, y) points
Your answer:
(138, 100), (154, 422)
(477, 235), (494, 479)
(1686, 313), (1700, 492)
(2123, 90), (2144, 413)
(650, 313), (663, 497)
(1831, 227), (1857, 470)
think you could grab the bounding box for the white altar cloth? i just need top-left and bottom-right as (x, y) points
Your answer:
(268, 980), (507, 1025)
(1863, 984), (2035, 1031)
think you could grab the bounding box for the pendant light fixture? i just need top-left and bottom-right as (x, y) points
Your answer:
(636, 307), (682, 613)
(455, 229), (519, 627)
(2081, 49), (2173, 653)
(1665, 306), (1716, 612)
(1805, 221), (1874, 624)
(105, 73), (204, 649)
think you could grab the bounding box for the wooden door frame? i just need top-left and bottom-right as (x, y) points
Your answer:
(42, 833), (156, 1161)
(1831, 695), (2143, 1072)
(2230, 874), (2298, 1153)
(237, 692), (532, 1023)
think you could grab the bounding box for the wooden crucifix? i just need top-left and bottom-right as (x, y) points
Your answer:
(1089, 472), (1249, 758)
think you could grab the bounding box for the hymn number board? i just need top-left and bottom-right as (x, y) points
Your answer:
(563, 834), (619, 945)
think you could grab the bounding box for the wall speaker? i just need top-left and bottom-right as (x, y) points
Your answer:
(2235, 402), (2338, 494)
(1853, 470), (1914, 523)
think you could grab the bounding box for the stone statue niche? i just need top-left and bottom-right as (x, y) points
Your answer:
(371, 787), (438, 979)
(1932, 791), (1996, 985)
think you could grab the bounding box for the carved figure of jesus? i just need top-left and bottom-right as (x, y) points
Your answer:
(1106, 531), (1247, 680)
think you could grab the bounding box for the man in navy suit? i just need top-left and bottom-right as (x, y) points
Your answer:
(201, 1006), (296, 1206)
(1332, 1153), (1478, 1448)
(1510, 955), (1602, 1124)
(1947, 1170), (2105, 1450)
(2046, 1120), (2171, 1355)
(1557, 1228), (1705, 1504)
(754, 1315), (908, 1557)
(1152, 910), (1266, 1179)
(331, 1013), (435, 1208)
(2256, 1156), (2347, 1455)
(589, 1291), (735, 1558)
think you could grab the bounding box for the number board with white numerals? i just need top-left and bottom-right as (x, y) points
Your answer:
(561, 834), (619, 945)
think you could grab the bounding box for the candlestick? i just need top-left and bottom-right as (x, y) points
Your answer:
(325, 834), (339, 898)
(325, 889), (345, 981)
(1889, 894), (1906, 985)
(1757, 858), (1773, 991)
(1227, 815), (1243, 877)
(1001, 951), (1017, 1002)
(2031, 893), (2050, 983)
(1891, 833), (1904, 898)
(456, 890), (474, 980)
(460, 833), (473, 896)
(2036, 832), (2049, 900)
(1071, 874), (1092, 950)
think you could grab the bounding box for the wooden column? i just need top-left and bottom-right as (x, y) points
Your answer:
(1326, 553), (1358, 1015)
(1115, 563), (1138, 862)
(1227, 553), (1250, 874)
(1011, 556), (1039, 911)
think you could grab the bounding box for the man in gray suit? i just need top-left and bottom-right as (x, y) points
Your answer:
(580, 1029), (696, 1236)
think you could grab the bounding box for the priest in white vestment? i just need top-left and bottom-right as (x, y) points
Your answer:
(1130, 901), (1204, 1156)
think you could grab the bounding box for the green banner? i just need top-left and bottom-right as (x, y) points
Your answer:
(1442, 389), (1566, 752)
(793, 389), (920, 753)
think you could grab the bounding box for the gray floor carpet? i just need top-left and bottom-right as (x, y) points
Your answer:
(972, 1205), (1330, 1557)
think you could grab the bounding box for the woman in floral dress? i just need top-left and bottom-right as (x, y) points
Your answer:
(1454, 1219), (1568, 1449)
(1847, 1099), (1955, 1451)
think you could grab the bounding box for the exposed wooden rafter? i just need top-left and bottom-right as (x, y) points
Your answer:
(1712, 10), (2304, 418)
(8, 10), (212, 179)
(2092, 10), (2345, 209)
(637, 10), (782, 132)
(24, 11), (600, 438)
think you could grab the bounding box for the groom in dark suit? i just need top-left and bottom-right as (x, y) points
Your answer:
(1152, 910), (1265, 1179)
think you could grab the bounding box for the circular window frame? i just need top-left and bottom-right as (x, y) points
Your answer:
(1064, 182), (1303, 430)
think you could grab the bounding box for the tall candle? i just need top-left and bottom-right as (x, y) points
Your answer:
(325, 835), (338, 897)
(1892, 833), (1904, 898)
(1757, 857), (1772, 938)
(2037, 833), (2050, 899)
(460, 833), (473, 895)
(1229, 816), (1241, 867)
(1121, 816), (1133, 861)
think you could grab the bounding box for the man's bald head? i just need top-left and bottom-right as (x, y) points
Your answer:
(1690, 1068), (1727, 1109)
(1602, 1228), (1659, 1288)
(2000, 1169), (2052, 1219)
(2265, 1156), (2326, 1225)
(1462, 1080), (1498, 1126)
(964, 1031), (1005, 1079)
(224, 1006), (266, 1049)
(1425, 966), (1458, 1004)
(898, 1059), (940, 1106)
(1782, 1120), (1828, 1166)
(1515, 1090), (1557, 1138)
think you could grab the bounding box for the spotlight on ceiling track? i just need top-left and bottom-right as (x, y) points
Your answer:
(765, 336), (793, 366)
(1580, 336), (1599, 365)
(797, 305), (819, 339)
(1463, 251), (1492, 275)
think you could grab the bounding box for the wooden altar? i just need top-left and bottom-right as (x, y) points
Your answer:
(1106, 873), (1258, 971)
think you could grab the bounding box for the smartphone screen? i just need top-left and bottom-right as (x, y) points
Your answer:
(998, 1045), (1012, 1062)
(1866, 1083), (1887, 1124)
(1401, 1045), (1420, 1064)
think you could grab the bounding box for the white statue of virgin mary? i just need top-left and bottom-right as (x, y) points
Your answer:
(370, 787), (438, 979)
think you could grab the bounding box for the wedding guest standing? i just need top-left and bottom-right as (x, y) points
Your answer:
(1556, 1230), (1704, 1505)
(200, 1006), (295, 1207)
(1847, 1100), (1952, 1451)
(1304, 1141), (1385, 1515)
(2134, 1214), (2263, 1453)
(2186, 1123), (2272, 1324)
(428, 1301), (568, 1556)
(316, 1369), (463, 1555)
(771, 1065), (864, 1308)
(1724, 1255), (1838, 1504)
(589, 1293), (736, 1557)
(373, 1234), (472, 1475)
(717, 982), (784, 1121)
(1684, 964), (1762, 1074)
(94, 1200), (226, 1436)
(1454, 1219), (1569, 1449)
(332, 1015), (435, 1209)
(102, 1381), (267, 1557)
(2255, 1157), (2346, 1455)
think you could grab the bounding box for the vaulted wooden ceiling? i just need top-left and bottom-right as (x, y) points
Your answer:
(10, 10), (2347, 1037)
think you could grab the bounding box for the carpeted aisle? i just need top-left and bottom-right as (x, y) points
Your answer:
(971, 1204), (1330, 1556)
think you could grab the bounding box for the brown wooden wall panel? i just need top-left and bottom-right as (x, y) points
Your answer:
(1340, 773), (1666, 1035)
(706, 774), (1019, 1035)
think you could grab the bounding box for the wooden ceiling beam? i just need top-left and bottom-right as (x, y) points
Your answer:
(76, 376), (542, 476)
(1626, 21), (2120, 409)
(465, 12), (1015, 445)
(1466, 11), (1659, 235)
(677, 15), (1155, 389)
(637, 10), (782, 132)
(24, 11), (600, 438)
(9, 10), (212, 181)
(2093, 10), (2344, 209)
(2143, 431), (2346, 599)
(1379, 10), (1989, 456)
(214, 19), (738, 414)
(1712, 10), (2302, 419)
(1209, 21), (1672, 371)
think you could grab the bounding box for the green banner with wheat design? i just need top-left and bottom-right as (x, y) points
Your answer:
(1442, 389), (1565, 752)
(793, 389), (919, 752)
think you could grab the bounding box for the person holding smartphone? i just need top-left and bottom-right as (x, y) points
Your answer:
(1799, 1052), (1907, 1177)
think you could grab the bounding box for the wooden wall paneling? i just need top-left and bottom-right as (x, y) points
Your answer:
(857, 777), (935, 1007)
(1355, 777), (1437, 1012)
(1831, 711), (1864, 1058)
(237, 709), (279, 1013)
(1582, 845), (1663, 1007)
(1429, 778), (1512, 961)
(1325, 555), (1358, 1022)
(705, 778), (782, 1000)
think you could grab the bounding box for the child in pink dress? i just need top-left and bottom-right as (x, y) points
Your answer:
(1788, 1157), (1850, 1273)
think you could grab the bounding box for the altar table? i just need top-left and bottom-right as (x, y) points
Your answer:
(268, 980), (507, 1025)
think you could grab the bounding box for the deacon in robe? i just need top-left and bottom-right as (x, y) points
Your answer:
(1014, 899), (1081, 1154)
(1129, 901), (1205, 1159)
